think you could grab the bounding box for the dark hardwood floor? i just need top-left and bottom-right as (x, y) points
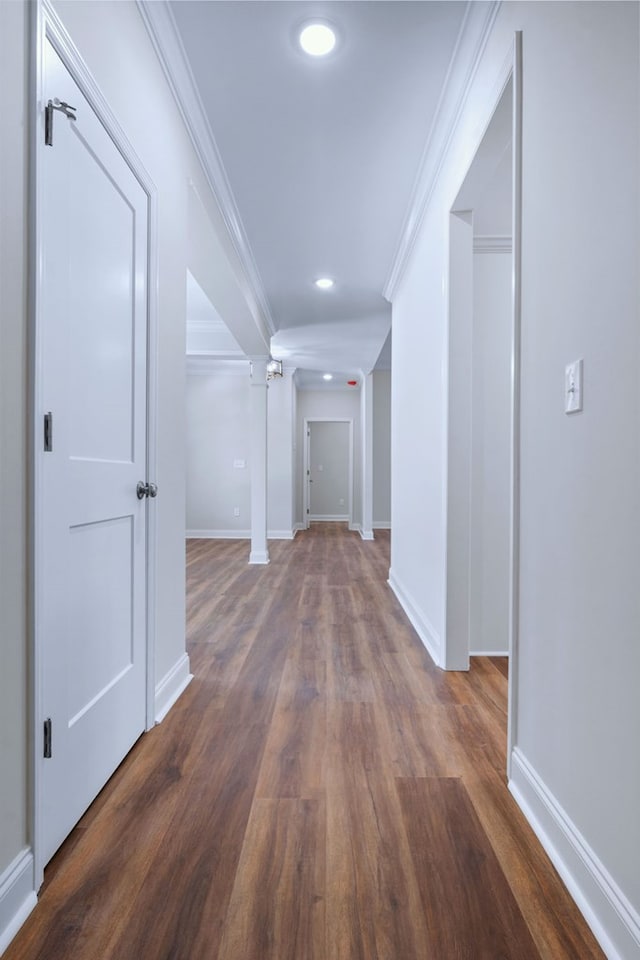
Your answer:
(5, 524), (604, 959)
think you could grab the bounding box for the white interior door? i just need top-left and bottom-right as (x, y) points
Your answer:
(39, 39), (149, 865)
(308, 421), (351, 520)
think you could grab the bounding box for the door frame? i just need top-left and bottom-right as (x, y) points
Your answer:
(303, 418), (354, 528)
(30, 0), (159, 886)
(442, 34), (523, 776)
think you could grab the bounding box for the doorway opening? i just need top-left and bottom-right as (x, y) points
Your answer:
(445, 37), (522, 773)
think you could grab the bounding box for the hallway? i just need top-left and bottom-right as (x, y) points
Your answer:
(5, 525), (603, 959)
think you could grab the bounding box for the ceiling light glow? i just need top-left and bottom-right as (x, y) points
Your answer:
(315, 277), (334, 290)
(323, 373), (333, 381)
(299, 22), (336, 57)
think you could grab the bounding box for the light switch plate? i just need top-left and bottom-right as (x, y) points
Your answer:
(565, 359), (583, 414)
(233, 459), (246, 469)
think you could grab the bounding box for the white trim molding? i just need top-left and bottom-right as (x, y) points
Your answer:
(309, 514), (349, 523)
(186, 528), (298, 541)
(387, 569), (442, 667)
(359, 528), (375, 542)
(187, 528), (250, 540)
(384, 0), (502, 300)
(267, 529), (297, 540)
(372, 521), (391, 530)
(248, 549), (269, 565)
(473, 234), (512, 254)
(154, 653), (193, 724)
(186, 356), (248, 377)
(510, 748), (640, 960)
(135, 0), (274, 343)
(0, 849), (37, 956)
(470, 650), (509, 657)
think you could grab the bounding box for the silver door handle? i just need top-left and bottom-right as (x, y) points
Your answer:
(136, 481), (159, 500)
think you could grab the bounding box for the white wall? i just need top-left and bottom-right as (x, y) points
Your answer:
(186, 368), (251, 535)
(296, 389), (361, 529)
(186, 366), (296, 539)
(469, 250), (512, 655)
(390, 3), (640, 956)
(372, 370), (391, 527)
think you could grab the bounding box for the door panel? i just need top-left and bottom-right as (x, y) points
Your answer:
(40, 40), (148, 865)
(309, 422), (350, 518)
(67, 137), (137, 463)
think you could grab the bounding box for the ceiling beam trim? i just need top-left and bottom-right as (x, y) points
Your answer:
(136, 0), (277, 340)
(383, 0), (502, 302)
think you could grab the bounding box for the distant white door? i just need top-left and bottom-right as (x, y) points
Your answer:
(308, 421), (351, 520)
(39, 39), (149, 865)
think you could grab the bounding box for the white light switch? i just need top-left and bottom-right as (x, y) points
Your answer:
(565, 359), (583, 414)
(233, 459), (246, 469)
(233, 507), (240, 517)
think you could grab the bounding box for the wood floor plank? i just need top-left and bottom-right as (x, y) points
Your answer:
(462, 767), (607, 960)
(397, 776), (541, 959)
(325, 702), (431, 960)
(255, 657), (327, 799)
(4, 525), (605, 960)
(217, 799), (325, 960)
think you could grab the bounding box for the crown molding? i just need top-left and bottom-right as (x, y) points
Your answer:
(186, 355), (249, 377)
(474, 234), (512, 254)
(383, 1), (502, 301)
(187, 318), (231, 334)
(136, 0), (276, 340)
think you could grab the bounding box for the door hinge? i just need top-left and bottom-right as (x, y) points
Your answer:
(306, 508), (309, 514)
(45, 98), (77, 147)
(44, 412), (53, 452)
(43, 718), (52, 758)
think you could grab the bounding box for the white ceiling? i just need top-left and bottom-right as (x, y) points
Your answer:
(168, 0), (471, 379)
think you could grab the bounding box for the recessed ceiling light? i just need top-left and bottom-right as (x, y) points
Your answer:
(323, 373), (333, 381)
(315, 277), (334, 290)
(299, 22), (336, 57)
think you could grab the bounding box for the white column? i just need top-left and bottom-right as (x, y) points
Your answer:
(361, 372), (374, 540)
(249, 358), (269, 564)
(266, 368), (295, 539)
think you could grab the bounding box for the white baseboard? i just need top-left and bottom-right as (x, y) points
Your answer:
(387, 569), (442, 667)
(349, 522), (361, 533)
(294, 522), (305, 532)
(470, 650), (509, 657)
(186, 528), (297, 541)
(154, 653), (193, 724)
(186, 528), (249, 539)
(0, 849), (37, 955)
(510, 748), (640, 960)
(359, 528), (375, 541)
(309, 515), (349, 522)
(372, 521), (391, 530)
